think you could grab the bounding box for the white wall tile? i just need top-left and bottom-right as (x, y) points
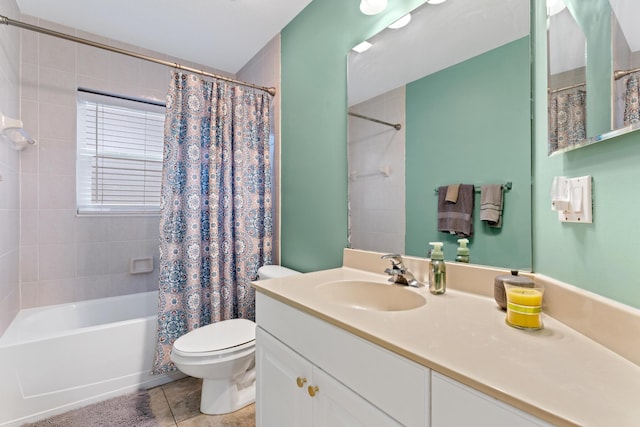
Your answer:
(38, 243), (75, 280)
(38, 174), (76, 209)
(76, 242), (110, 276)
(38, 209), (75, 244)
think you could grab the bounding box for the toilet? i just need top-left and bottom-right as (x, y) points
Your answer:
(170, 264), (300, 415)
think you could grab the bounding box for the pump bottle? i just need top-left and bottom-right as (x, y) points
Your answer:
(428, 242), (446, 295)
(456, 238), (470, 263)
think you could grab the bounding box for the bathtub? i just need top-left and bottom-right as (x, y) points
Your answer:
(0, 291), (183, 427)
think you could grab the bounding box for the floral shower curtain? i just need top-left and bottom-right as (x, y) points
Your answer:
(548, 87), (586, 154)
(153, 72), (273, 374)
(623, 73), (640, 126)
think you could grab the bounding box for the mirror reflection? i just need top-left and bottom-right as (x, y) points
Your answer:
(548, 4), (587, 153)
(547, 0), (640, 155)
(347, 0), (531, 269)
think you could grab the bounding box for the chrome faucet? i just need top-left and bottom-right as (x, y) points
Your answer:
(381, 254), (421, 287)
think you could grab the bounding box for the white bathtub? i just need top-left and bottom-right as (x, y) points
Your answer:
(0, 291), (183, 427)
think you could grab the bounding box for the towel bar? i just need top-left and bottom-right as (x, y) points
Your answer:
(433, 182), (512, 194)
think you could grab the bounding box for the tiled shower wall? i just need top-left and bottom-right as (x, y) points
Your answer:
(0, 0), (22, 334)
(348, 86), (406, 254)
(17, 16), (235, 310)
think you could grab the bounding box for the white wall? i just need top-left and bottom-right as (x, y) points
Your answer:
(0, 0), (22, 335)
(348, 87), (405, 254)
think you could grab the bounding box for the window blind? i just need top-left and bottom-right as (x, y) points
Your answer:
(77, 90), (165, 215)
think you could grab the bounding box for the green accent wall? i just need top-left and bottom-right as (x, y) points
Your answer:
(281, 0), (640, 310)
(280, 0), (423, 272)
(533, 0), (640, 309)
(564, 0), (612, 137)
(405, 37), (532, 269)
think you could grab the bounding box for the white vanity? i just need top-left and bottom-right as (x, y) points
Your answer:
(252, 249), (640, 426)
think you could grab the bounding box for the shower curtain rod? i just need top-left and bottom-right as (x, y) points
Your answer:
(348, 112), (401, 130)
(614, 67), (640, 80)
(0, 14), (276, 97)
(548, 82), (586, 94)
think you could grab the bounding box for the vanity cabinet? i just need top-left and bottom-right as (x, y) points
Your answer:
(256, 327), (400, 426)
(255, 293), (430, 427)
(431, 372), (553, 427)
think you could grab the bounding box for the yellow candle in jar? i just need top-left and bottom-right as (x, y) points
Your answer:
(506, 287), (543, 330)
(506, 287), (543, 306)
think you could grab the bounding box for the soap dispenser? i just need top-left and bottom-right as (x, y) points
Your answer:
(455, 238), (470, 263)
(428, 242), (446, 295)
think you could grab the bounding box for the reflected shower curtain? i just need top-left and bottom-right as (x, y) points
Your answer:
(548, 88), (586, 154)
(623, 73), (640, 126)
(153, 73), (273, 374)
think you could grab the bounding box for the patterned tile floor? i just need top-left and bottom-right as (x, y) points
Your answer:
(149, 376), (255, 427)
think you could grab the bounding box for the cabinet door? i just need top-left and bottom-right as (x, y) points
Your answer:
(256, 328), (312, 427)
(312, 367), (402, 427)
(431, 372), (553, 427)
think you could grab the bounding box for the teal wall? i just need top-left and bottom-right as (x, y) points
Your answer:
(281, 0), (640, 309)
(533, 0), (640, 309)
(564, 0), (612, 137)
(405, 37), (532, 269)
(280, 0), (423, 272)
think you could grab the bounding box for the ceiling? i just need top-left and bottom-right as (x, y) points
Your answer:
(348, 0), (530, 106)
(15, 0), (312, 74)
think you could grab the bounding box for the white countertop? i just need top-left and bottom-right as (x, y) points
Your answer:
(252, 266), (640, 426)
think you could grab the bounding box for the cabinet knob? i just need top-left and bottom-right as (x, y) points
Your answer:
(308, 385), (319, 397)
(296, 377), (307, 388)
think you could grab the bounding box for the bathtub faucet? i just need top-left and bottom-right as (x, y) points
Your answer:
(381, 254), (421, 287)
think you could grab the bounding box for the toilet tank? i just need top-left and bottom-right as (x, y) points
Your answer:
(257, 265), (300, 280)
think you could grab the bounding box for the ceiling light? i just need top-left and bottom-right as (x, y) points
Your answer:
(388, 13), (411, 29)
(426, 0), (447, 4)
(352, 41), (373, 53)
(360, 0), (388, 15)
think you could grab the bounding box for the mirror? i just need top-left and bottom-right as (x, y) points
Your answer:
(547, 0), (640, 155)
(347, 0), (531, 269)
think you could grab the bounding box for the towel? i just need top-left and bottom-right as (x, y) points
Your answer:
(480, 184), (504, 228)
(437, 184), (474, 237)
(445, 184), (460, 203)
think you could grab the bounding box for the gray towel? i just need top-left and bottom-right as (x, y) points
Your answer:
(437, 184), (474, 237)
(480, 184), (504, 228)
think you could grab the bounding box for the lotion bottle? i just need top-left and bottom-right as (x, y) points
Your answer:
(455, 238), (470, 263)
(428, 242), (446, 295)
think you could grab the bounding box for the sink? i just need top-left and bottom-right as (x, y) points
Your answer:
(315, 280), (426, 311)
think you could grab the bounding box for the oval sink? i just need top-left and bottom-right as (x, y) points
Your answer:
(315, 280), (426, 311)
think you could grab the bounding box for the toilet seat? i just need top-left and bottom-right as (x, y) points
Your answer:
(172, 318), (256, 358)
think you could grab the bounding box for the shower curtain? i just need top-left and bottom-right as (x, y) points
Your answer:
(153, 72), (273, 374)
(623, 73), (640, 126)
(548, 87), (586, 154)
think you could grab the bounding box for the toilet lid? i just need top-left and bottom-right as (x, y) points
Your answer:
(173, 319), (256, 353)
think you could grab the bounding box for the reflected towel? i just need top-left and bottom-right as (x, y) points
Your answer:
(445, 184), (460, 203)
(437, 184), (474, 237)
(480, 184), (504, 228)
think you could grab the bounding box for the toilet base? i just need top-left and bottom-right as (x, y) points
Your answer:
(200, 368), (256, 415)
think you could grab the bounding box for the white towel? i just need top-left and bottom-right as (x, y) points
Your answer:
(480, 184), (503, 228)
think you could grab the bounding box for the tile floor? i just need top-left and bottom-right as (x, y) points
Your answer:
(148, 376), (255, 427)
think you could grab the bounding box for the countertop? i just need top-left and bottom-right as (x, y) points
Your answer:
(252, 265), (640, 426)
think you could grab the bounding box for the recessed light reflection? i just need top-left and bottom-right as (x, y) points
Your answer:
(352, 41), (373, 53)
(388, 13), (411, 29)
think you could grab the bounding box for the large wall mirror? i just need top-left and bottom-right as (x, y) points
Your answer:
(347, 0), (532, 270)
(547, 0), (640, 155)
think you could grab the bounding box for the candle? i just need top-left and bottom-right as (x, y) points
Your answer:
(505, 286), (543, 330)
(507, 287), (543, 305)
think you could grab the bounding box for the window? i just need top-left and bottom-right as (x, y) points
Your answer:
(77, 89), (165, 215)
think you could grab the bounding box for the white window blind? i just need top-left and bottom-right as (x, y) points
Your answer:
(77, 90), (165, 215)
